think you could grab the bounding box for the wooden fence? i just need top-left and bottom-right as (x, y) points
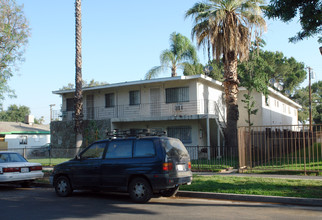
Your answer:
(238, 124), (322, 174)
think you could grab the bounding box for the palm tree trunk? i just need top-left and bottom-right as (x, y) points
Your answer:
(223, 51), (239, 150)
(74, 0), (83, 149)
(171, 65), (177, 77)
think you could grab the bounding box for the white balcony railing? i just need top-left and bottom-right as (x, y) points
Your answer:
(53, 100), (226, 123)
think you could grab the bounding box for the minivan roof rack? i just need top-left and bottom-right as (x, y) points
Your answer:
(106, 129), (167, 139)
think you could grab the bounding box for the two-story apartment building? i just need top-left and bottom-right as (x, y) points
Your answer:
(52, 75), (226, 149)
(52, 74), (301, 152)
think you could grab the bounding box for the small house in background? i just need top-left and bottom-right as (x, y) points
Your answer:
(0, 118), (50, 151)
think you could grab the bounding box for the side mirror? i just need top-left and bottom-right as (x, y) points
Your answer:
(76, 155), (81, 160)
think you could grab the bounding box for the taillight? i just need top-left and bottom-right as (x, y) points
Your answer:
(30, 166), (42, 171)
(3, 167), (20, 173)
(163, 162), (173, 171)
(188, 162), (191, 170)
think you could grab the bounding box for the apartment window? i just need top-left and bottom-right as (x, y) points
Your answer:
(167, 126), (192, 144)
(105, 93), (115, 108)
(129, 90), (140, 105)
(166, 87), (189, 103)
(66, 98), (74, 111)
(275, 100), (279, 108)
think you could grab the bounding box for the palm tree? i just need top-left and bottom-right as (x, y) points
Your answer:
(186, 0), (266, 149)
(74, 0), (83, 149)
(145, 32), (197, 79)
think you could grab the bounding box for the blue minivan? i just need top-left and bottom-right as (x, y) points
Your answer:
(50, 136), (192, 203)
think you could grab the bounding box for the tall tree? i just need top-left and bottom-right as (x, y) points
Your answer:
(186, 0), (266, 149)
(74, 0), (83, 149)
(145, 32), (197, 79)
(265, 0), (322, 43)
(0, 104), (30, 122)
(183, 60), (224, 81)
(0, 0), (30, 108)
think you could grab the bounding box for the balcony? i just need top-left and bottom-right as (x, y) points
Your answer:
(53, 99), (226, 123)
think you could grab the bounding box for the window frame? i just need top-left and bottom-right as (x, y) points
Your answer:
(129, 90), (141, 106)
(167, 126), (192, 144)
(105, 93), (115, 108)
(165, 87), (189, 103)
(66, 98), (75, 111)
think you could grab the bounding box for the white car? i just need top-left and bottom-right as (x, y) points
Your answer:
(0, 151), (44, 186)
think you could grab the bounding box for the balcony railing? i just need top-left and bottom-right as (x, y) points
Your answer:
(53, 99), (226, 123)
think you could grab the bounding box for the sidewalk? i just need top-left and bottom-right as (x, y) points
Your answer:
(193, 171), (322, 181)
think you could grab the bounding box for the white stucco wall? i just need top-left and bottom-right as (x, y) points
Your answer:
(5, 134), (50, 149)
(238, 89), (299, 127)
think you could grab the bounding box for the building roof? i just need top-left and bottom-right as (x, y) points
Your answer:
(0, 122), (50, 135)
(52, 74), (223, 95)
(52, 74), (301, 109)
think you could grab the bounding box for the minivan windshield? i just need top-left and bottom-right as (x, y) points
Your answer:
(163, 138), (189, 157)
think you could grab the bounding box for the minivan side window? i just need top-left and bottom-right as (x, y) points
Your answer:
(81, 142), (106, 159)
(105, 140), (133, 159)
(134, 140), (155, 157)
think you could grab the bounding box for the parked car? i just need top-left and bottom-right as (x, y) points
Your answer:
(50, 135), (192, 203)
(31, 143), (51, 157)
(0, 151), (44, 187)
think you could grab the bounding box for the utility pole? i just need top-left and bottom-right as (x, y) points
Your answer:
(50, 104), (55, 122)
(307, 67), (313, 132)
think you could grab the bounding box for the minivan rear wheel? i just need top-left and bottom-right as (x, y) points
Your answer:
(55, 176), (72, 197)
(129, 178), (152, 203)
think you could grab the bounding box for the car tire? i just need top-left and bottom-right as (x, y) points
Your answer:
(160, 186), (179, 197)
(55, 176), (72, 197)
(129, 178), (152, 203)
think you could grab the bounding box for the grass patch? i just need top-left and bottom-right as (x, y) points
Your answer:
(28, 158), (72, 166)
(180, 175), (322, 199)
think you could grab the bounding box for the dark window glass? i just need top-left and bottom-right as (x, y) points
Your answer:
(162, 138), (189, 157)
(81, 142), (106, 159)
(105, 140), (133, 159)
(105, 93), (115, 108)
(134, 140), (155, 157)
(167, 126), (192, 144)
(66, 98), (75, 111)
(129, 90), (140, 105)
(0, 153), (27, 163)
(166, 87), (189, 103)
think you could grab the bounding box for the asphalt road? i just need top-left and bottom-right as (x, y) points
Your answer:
(0, 186), (321, 220)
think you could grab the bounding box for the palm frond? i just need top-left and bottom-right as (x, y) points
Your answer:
(145, 66), (163, 80)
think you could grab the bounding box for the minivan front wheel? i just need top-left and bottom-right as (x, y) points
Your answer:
(55, 176), (72, 197)
(129, 178), (152, 203)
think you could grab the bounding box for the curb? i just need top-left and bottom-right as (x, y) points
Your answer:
(177, 191), (322, 207)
